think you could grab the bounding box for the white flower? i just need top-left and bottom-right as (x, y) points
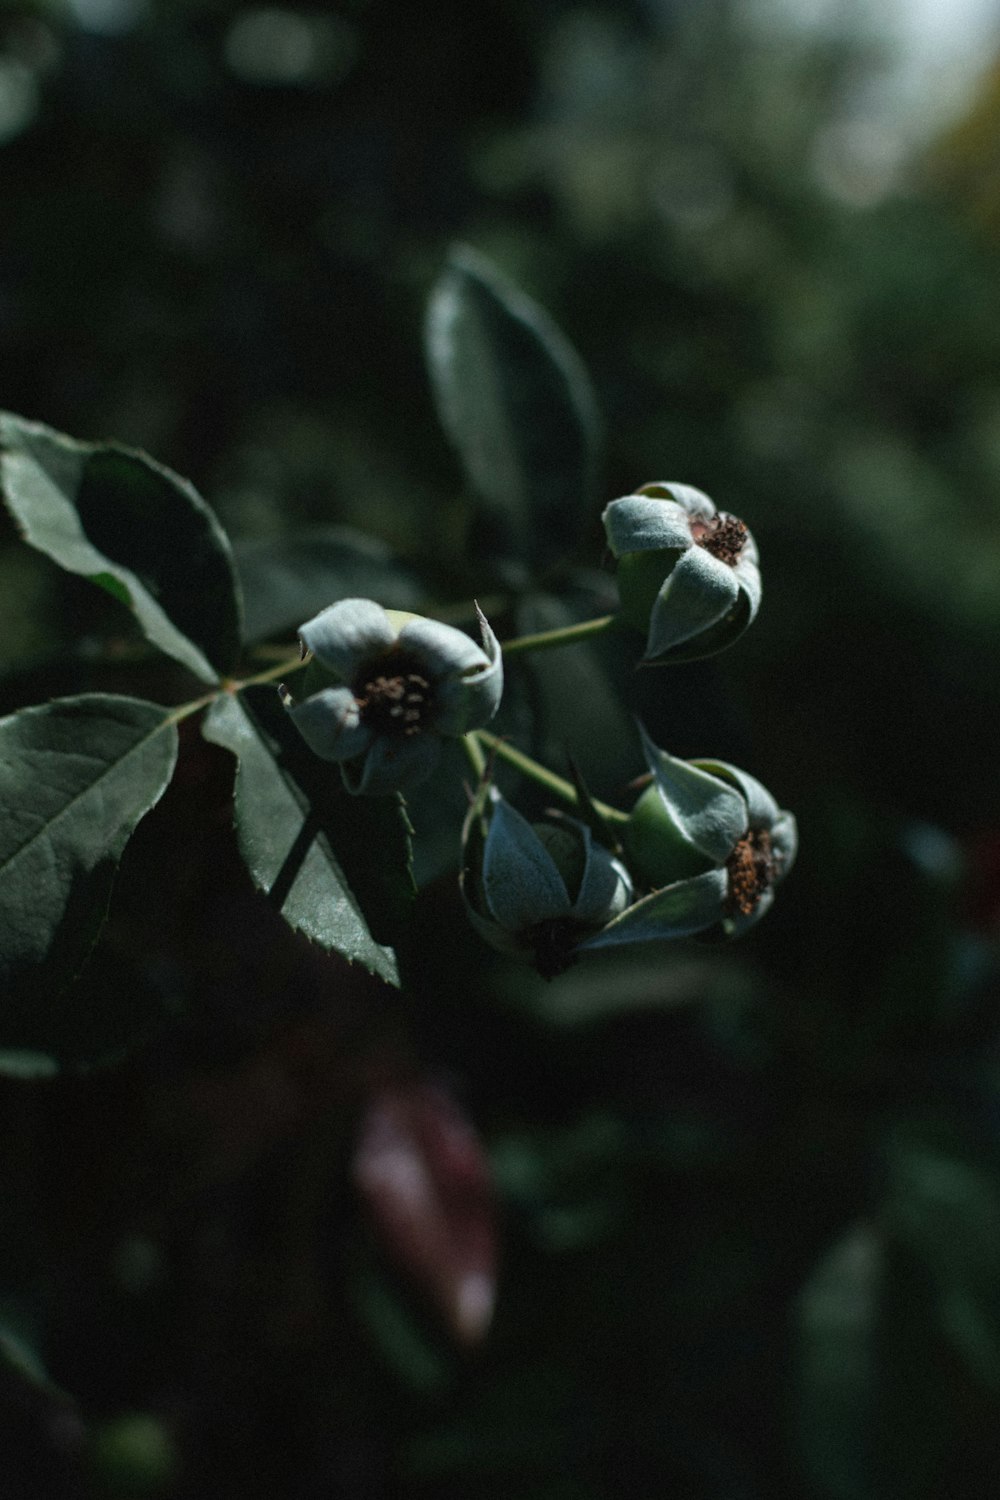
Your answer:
(603, 481), (761, 662)
(281, 598), (502, 795)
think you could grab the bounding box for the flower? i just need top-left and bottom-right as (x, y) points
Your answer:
(587, 726), (797, 946)
(461, 788), (634, 978)
(280, 598), (503, 794)
(602, 481), (761, 662)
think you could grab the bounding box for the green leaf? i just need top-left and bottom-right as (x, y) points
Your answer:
(887, 1128), (1000, 1392)
(794, 1222), (879, 1500)
(0, 411), (242, 684)
(0, 694), (179, 1031)
(202, 686), (411, 986)
(425, 246), (601, 577)
(234, 524), (424, 643)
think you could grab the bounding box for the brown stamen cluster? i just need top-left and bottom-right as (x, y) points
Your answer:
(694, 513), (748, 566)
(354, 651), (434, 738)
(725, 828), (774, 917)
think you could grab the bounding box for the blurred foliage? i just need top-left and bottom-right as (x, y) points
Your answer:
(3, 0), (1000, 1496)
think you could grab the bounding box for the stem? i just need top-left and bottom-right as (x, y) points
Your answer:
(499, 614), (616, 658)
(228, 654), (310, 691)
(472, 731), (628, 823)
(164, 691), (221, 727)
(461, 732), (488, 781)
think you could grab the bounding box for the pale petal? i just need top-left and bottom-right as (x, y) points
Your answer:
(299, 598), (396, 681)
(603, 494), (695, 555)
(770, 810), (798, 879)
(482, 798), (571, 930)
(343, 732), (442, 795)
(636, 482), (716, 524)
(571, 826), (634, 925)
(693, 758), (780, 831)
(285, 686), (371, 761)
(644, 545), (739, 659)
(579, 868), (729, 948)
(640, 726), (748, 864)
(398, 615), (490, 678)
(733, 526), (762, 619)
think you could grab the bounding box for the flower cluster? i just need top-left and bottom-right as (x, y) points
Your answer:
(280, 469), (795, 975)
(459, 727), (796, 974)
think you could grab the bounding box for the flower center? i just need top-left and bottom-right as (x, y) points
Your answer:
(353, 651), (435, 738)
(725, 828), (774, 917)
(693, 513), (748, 566)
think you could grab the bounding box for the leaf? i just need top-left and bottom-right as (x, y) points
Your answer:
(0, 694), (179, 1034)
(425, 245), (601, 577)
(794, 1222), (880, 1500)
(201, 686), (411, 985)
(887, 1128), (1000, 1392)
(0, 411), (242, 684)
(234, 524), (425, 643)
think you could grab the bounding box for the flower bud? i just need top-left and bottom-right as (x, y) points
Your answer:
(587, 726), (796, 945)
(280, 598), (502, 795)
(603, 482), (761, 662)
(461, 789), (633, 978)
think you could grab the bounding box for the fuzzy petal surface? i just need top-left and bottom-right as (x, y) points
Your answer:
(770, 810), (798, 879)
(398, 615), (491, 678)
(285, 686), (372, 762)
(694, 758), (780, 831)
(733, 528), (762, 619)
(603, 495), (695, 556)
(482, 799), (571, 930)
(432, 609), (503, 732)
(299, 598), (396, 681)
(645, 544), (740, 658)
(640, 726), (748, 864)
(637, 482), (717, 524)
(580, 867), (729, 948)
(571, 826), (634, 925)
(343, 732), (442, 796)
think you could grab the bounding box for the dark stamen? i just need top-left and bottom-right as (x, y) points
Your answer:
(354, 650), (434, 738)
(694, 513), (748, 566)
(725, 828), (774, 917)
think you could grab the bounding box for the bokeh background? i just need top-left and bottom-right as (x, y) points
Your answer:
(4, 1), (1000, 1496)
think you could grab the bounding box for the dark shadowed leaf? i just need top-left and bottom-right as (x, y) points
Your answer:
(0, 694), (179, 1045)
(234, 524), (424, 643)
(425, 245), (601, 578)
(794, 1221), (879, 1500)
(0, 411), (242, 683)
(886, 1128), (1000, 1392)
(202, 685), (411, 985)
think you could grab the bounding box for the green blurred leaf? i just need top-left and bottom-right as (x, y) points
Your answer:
(234, 524), (424, 643)
(202, 685), (411, 986)
(887, 1129), (1000, 1392)
(0, 412), (242, 684)
(0, 694), (179, 1041)
(794, 1221), (879, 1500)
(425, 245), (601, 578)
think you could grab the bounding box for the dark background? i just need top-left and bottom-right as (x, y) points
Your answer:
(3, 1), (1000, 1495)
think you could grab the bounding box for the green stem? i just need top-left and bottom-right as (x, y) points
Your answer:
(228, 654), (309, 691)
(472, 731), (628, 823)
(164, 690), (222, 727)
(499, 614), (616, 658)
(461, 732), (488, 781)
